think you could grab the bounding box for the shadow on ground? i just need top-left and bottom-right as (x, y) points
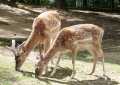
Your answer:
(67, 77), (118, 85)
(17, 67), (119, 85)
(18, 66), (72, 79)
(39, 72), (119, 85)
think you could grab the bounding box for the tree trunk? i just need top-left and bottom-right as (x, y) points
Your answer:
(8, 0), (17, 7)
(55, 0), (67, 10)
(0, 0), (8, 4)
(0, 0), (17, 7)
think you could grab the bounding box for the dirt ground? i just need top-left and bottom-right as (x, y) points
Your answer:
(0, 4), (120, 85)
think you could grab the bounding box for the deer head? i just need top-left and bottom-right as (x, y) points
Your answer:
(7, 40), (26, 71)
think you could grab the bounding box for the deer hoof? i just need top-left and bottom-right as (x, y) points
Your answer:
(70, 71), (76, 79)
(88, 72), (94, 75)
(35, 68), (42, 78)
(15, 67), (21, 72)
(35, 68), (39, 78)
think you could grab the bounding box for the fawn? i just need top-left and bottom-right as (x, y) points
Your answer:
(9, 11), (61, 72)
(35, 24), (104, 78)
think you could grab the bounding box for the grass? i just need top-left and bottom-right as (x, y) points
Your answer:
(0, 48), (120, 85)
(0, 53), (46, 85)
(107, 63), (120, 73)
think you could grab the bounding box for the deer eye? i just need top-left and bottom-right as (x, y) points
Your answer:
(15, 53), (20, 60)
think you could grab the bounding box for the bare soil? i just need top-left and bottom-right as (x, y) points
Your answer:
(0, 4), (120, 85)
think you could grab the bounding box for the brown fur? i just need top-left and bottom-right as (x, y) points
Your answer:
(13, 11), (61, 71)
(35, 24), (104, 77)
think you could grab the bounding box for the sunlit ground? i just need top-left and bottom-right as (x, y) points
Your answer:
(0, 4), (120, 85)
(0, 47), (120, 85)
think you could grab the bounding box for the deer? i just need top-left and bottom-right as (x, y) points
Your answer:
(9, 11), (61, 72)
(35, 24), (105, 78)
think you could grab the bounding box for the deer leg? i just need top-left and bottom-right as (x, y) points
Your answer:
(50, 53), (61, 76)
(49, 39), (56, 65)
(88, 48), (98, 75)
(71, 56), (75, 78)
(102, 55), (106, 76)
(38, 44), (43, 58)
(70, 50), (77, 79)
(98, 49), (106, 76)
(94, 48), (106, 76)
(89, 56), (98, 75)
(101, 55), (108, 80)
(43, 40), (51, 74)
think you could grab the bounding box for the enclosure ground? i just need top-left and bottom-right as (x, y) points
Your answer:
(0, 47), (120, 85)
(0, 4), (120, 85)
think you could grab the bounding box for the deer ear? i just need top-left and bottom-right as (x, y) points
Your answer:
(6, 46), (17, 56)
(16, 45), (25, 56)
(17, 41), (26, 53)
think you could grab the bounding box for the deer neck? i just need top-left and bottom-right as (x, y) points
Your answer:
(22, 31), (41, 55)
(42, 36), (60, 65)
(42, 48), (56, 65)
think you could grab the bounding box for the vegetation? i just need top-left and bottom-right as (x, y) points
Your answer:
(0, 0), (120, 11)
(0, 49), (120, 85)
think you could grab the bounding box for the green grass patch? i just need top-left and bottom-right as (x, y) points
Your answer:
(62, 51), (92, 62)
(106, 63), (120, 73)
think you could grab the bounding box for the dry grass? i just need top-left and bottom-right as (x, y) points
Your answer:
(0, 47), (120, 85)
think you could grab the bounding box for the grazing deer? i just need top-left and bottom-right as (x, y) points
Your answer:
(9, 11), (61, 71)
(35, 24), (104, 78)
